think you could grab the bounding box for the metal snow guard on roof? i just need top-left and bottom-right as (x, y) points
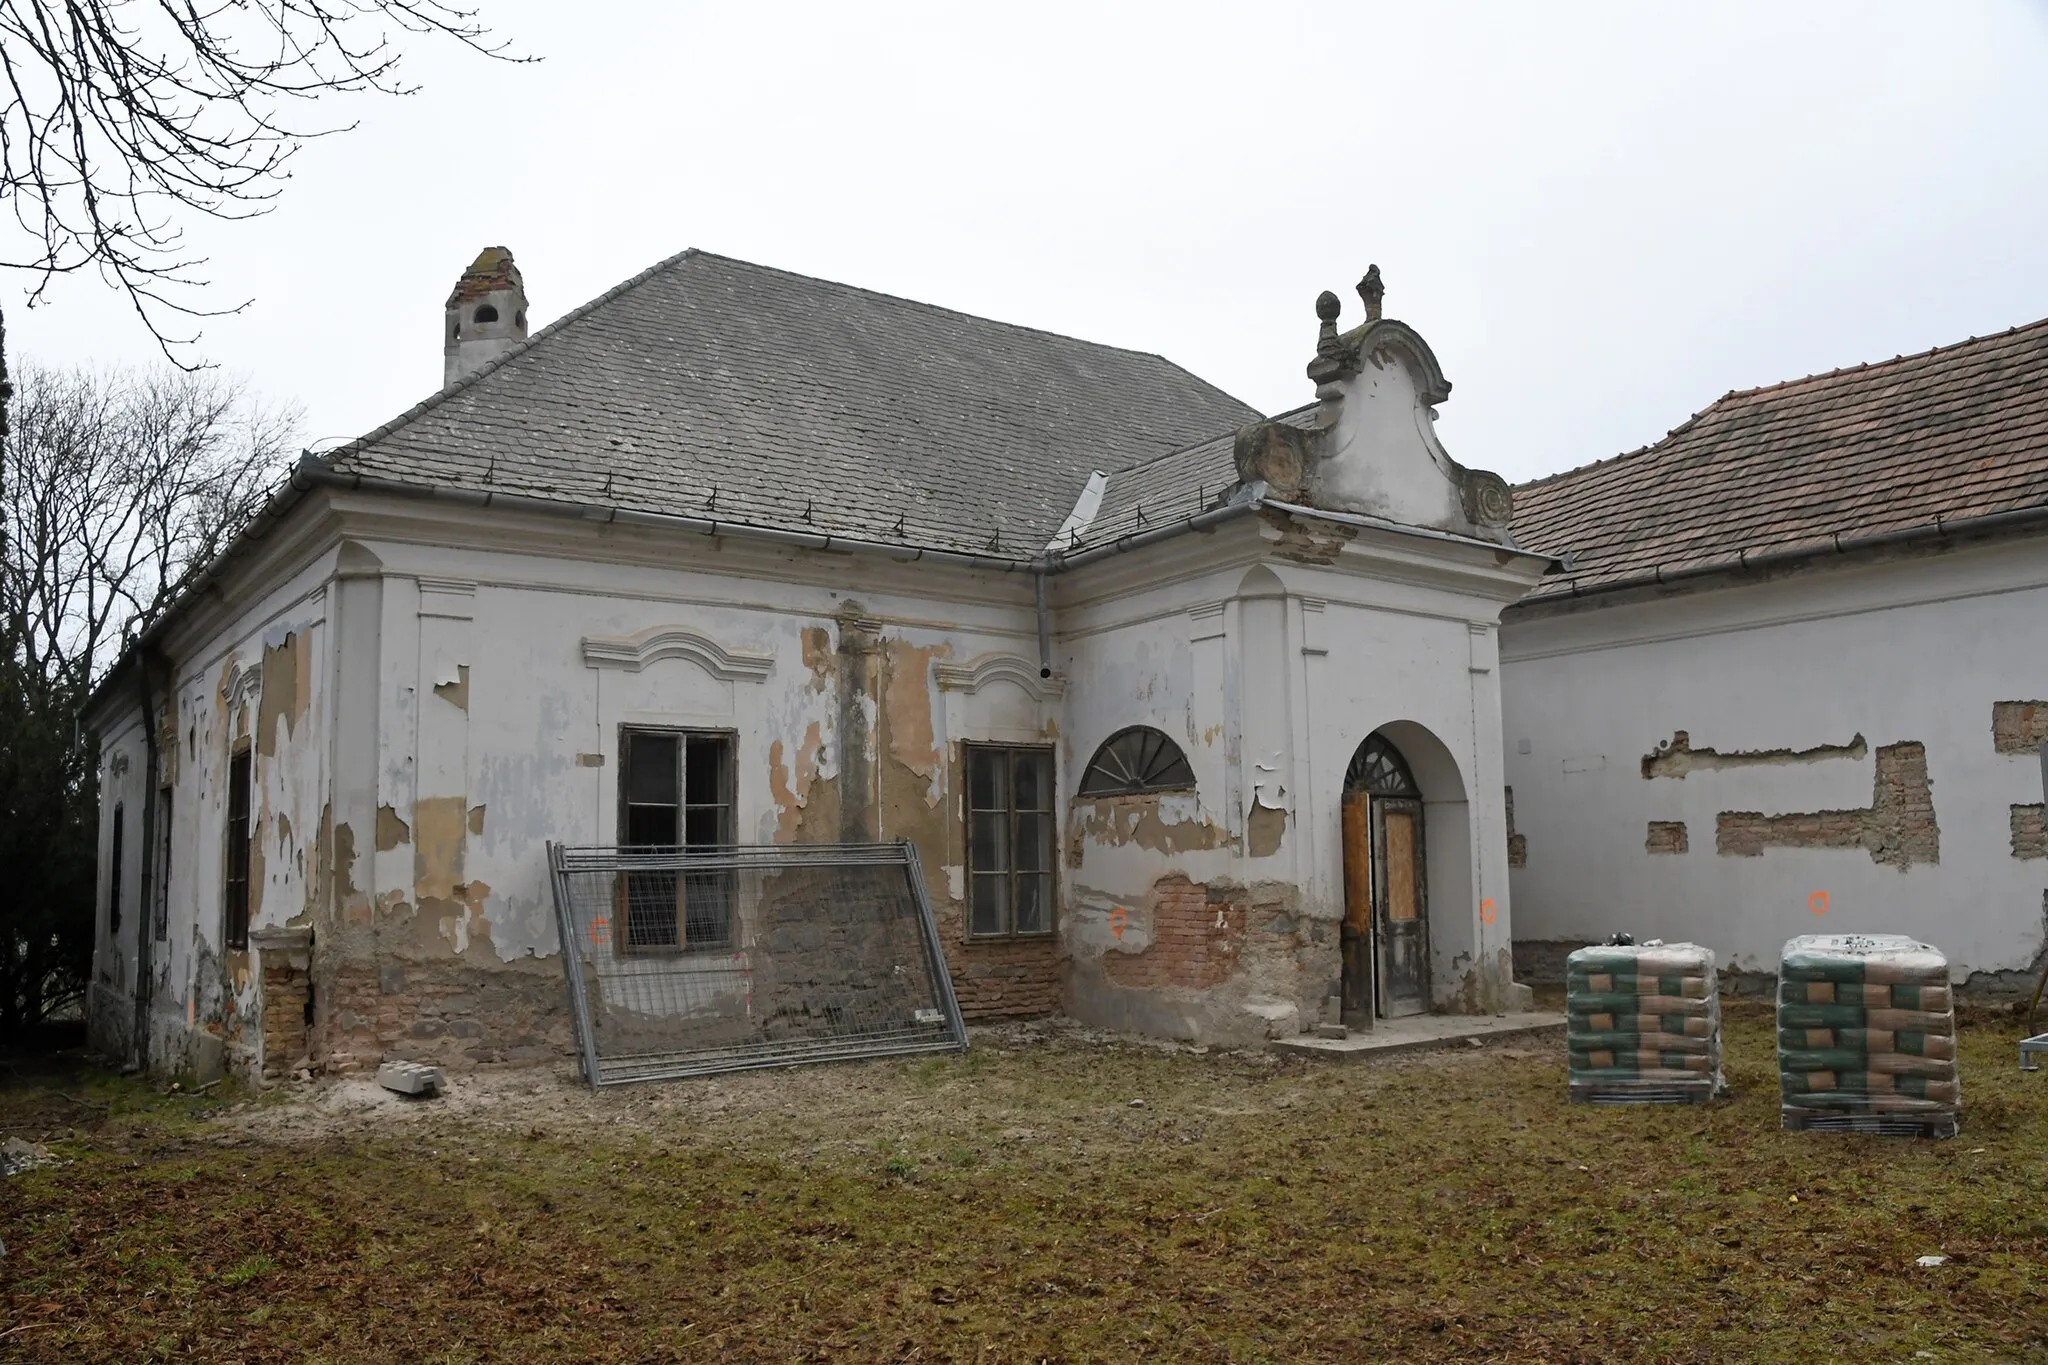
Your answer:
(547, 841), (967, 1087)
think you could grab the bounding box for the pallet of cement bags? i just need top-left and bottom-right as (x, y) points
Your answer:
(1777, 934), (1960, 1139)
(1566, 942), (1725, 1104)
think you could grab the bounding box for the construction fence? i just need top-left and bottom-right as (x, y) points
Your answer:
(547, 841), (968, 1086)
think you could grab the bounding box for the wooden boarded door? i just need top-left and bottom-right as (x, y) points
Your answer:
(1339, 790), (1374, 1025)
(1373, 797), (1428, 1016)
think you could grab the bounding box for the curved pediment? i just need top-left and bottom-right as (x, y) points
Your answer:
(221, 659), (262, 713)
(580, 625), (775, 681)
(933, 653), (1066, 701)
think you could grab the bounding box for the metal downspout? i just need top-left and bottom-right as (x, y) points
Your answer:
(1033, 568), (1053, 679)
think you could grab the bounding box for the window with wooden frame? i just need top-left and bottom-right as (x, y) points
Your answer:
(965, 743), (1055, 938)
(223, 748), (252, 950)
(617, 727), (736, 953)
(108, 804), (125, 935)
(1076, 726), (1196, 797)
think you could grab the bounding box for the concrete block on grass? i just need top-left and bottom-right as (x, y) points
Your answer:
(377, 1060), (445, 1097)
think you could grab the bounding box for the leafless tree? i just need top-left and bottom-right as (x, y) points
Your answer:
(0, 0), (523, 361)
(0, 358), (294, 1027)
(2, 359), (296, 690)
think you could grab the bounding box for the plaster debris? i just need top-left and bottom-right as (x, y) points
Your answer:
(2, 1138), (59, 1176)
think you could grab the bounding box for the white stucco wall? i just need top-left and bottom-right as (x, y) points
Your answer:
(92, 479), (1550, 1074)
(88, 541), (338, 1075)
(1501, 536), (2048, 984)
(1055, 512), (1543, 1041)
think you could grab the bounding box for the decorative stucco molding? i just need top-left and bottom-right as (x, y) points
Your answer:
(580, 626), (775, 681)
(934, 653), (1066, 700)
(417, 577), (478, 621)
(221, 660), (262, 714)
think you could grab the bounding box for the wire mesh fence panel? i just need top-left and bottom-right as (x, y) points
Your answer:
(548, 841), (967, 1086)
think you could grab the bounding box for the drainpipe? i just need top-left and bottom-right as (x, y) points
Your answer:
(131, 651), (161, 1072)
(1033, 568), (1053, 679)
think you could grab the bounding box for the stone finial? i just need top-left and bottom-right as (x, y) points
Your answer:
(1358, 265), (1384, 321)
(1315, 290), (1342, 357)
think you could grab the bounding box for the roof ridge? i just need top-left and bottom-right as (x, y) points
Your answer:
(319, 246), (706, 465)
(1716, 315), (2048, 404)
(685, 250), (1257, 383)
(1515, 313), (2048, 495)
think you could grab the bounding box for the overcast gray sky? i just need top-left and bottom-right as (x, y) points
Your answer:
(11, 1), (2048, 485)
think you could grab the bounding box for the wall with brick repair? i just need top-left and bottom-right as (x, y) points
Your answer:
(1056, 514), (1542, 1043)
(90, 468), (1548, 1076)
(1502, 534), (2048, 983)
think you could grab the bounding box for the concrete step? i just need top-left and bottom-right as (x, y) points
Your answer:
(1271, 1012), (1567, 1063)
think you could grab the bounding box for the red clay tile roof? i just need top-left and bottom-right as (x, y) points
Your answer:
(1511, 318), (2048, 599)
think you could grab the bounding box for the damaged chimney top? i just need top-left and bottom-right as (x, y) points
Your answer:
(444, 246), (528, 388)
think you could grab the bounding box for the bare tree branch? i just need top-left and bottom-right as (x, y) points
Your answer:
(0, 358), (298, 691)
(0, 1), (525, 364)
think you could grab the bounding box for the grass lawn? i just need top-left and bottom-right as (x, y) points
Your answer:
(3, 1005), (2046, 1363)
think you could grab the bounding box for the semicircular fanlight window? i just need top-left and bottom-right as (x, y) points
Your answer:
(1077, 726), (1196, 798)
(1345, 732), (1420, 797)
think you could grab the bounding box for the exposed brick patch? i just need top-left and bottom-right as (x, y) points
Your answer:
(1642, 729), (1865, 779)
(1505, 786), (1527, 868)
(945, 932), (1063, 1020)
(1103, 875), (1248, 991)
(322, 962), (575, 1072)
(2013, 804), (2047, 861)
(1716, 741), (1938, 869)
(1992, 701), (2048, 755)
(1267, 512), (1356, 565)
(260, 961), (311, 1081)
(1645, 821), (1688, 855)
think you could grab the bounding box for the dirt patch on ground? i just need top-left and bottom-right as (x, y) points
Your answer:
(214, 1018), (1297, 1150)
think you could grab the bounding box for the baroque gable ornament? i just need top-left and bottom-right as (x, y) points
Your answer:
(1229, 264), (1515, 539)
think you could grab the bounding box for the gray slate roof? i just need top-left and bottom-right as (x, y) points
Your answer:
(1075, 404), (1316, 548)
(325, 250), (1260, 556)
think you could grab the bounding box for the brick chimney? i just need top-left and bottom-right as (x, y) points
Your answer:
(444, 247), (528, 387)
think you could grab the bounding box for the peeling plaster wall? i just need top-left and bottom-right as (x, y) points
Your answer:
(1501, 535), (2048, 983)
(1054, 517), (1536, 1042)
(308, 526), (1069, 1061)
(84, 711), (148, 1060)
(92, 487), (1546, 1073)
(88, 544), (341, 1080)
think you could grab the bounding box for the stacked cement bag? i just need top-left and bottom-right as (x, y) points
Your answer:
(1566, 942), (1724, 1103)
(1778, 934), (1960, 1138)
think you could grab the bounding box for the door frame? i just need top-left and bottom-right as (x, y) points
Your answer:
(1370, 794), (1429, 1017)
(1340, 731), (1431, 1022)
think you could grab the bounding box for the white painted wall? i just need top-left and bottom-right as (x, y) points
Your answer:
(1501, 536), (2048, 982)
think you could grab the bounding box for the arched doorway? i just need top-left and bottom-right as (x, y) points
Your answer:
(1341, 731), (1429, 1021)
